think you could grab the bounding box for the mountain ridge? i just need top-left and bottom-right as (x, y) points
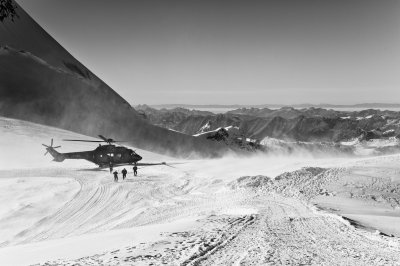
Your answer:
(0, 2), (230, 157)
(150, 103), (400, 110)
(136, 105), (400, 144)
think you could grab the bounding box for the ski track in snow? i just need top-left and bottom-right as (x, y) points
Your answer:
(0, 167), (188, 246)
(3, 166), (399, 265)
(0, 117), (400, 265)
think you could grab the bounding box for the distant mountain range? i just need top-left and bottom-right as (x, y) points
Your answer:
(137, 105), (400, 147)
(150, 103), (400, 110)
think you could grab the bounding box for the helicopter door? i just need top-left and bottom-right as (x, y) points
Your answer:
(98, 154), (107, 162)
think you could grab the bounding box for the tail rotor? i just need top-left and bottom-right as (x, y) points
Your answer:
(42, 138), (61, 156)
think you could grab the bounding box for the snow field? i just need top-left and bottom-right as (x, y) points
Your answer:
(1, 117), (400, 265)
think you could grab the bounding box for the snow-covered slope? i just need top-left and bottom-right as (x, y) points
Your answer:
(0, 117), (175, 250)
(193, 125), (239, 137)
(1, 117), (400, 265)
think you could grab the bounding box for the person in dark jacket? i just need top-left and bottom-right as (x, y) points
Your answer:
(113, 171), (118, 182)
(133, 163), (138, 176)
(122, 168), (127, 180)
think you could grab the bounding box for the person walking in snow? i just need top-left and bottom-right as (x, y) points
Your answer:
(122, 168), (127, 180)
(113, 170), (118, 182)
(133, 163), (138, 176)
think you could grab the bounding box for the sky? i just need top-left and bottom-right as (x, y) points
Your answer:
(17, 0), (400, 105)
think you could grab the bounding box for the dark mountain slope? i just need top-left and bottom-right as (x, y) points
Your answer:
(0, 2), (101, 84)
(0, 3), (229, 157)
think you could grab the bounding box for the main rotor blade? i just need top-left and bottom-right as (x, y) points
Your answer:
(53, 146), (61, 149)
(51, 139), (53, 147)
(98, 135), (109, 142)
(63, 139), (104, 142)
(44, 151), (48, 156)
(97, 135), (125, 143)
(42, 144), (49, 147)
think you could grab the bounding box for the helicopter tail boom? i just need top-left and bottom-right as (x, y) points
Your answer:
(42, 139), (65, 162)
(47, 147), (65, 162)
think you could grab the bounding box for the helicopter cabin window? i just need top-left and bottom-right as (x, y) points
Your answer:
(116, 153), (122, 158)
(107, 153), (114, 157)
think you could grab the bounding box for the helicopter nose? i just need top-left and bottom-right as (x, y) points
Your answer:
(136, 155), (142, 161)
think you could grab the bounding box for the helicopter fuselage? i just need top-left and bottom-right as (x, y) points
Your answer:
(46, 144), (142, 167)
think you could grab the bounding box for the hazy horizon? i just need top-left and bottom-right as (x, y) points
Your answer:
(18, 0), (400, 105)
(145, 102), (400, 107)
(142, 103), (400, 113)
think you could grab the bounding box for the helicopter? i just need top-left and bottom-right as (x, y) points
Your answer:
(43, 135), (167, 169)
